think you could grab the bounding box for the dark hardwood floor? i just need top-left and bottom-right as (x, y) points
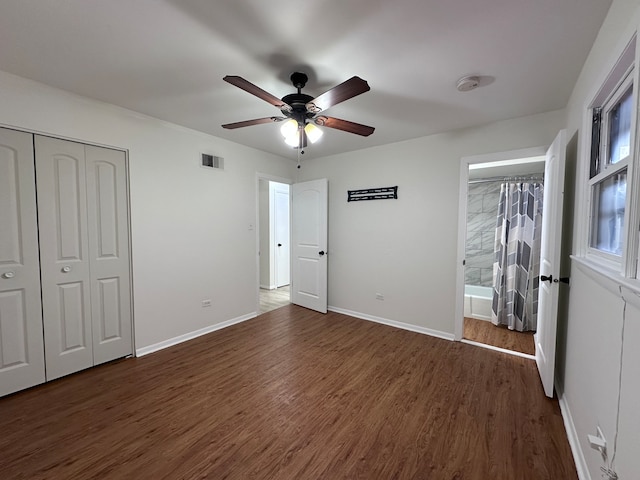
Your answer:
(464, 317), (536, 355)
(0, 305), (576, 479)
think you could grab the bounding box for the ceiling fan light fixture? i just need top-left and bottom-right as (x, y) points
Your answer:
(304, 123), (323, 143)
(284, 133), (300, 147)
(280, 119), (298, 138)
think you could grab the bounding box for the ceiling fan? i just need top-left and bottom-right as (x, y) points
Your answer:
(221, 72), (375, 148)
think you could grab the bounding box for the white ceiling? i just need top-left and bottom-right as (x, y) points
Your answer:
(0, 0), (612, 160)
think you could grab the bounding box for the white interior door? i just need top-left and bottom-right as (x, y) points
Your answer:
(291, 179), (328, 313)
(0, 128), (46, 396)
(535, 130), (567, 398)
(36, 136), (94, 381)
(273, 182), (290, 287)
(85, 145), (133, 365)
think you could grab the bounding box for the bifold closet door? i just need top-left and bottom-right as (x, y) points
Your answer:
(0, 128), (46, 396)
(36, 137), (93, 380)
(85, 145), (132, 365)
(35, 136), (132, 381)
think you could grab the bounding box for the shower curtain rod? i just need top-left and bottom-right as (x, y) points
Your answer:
(468, 175), (544, 185)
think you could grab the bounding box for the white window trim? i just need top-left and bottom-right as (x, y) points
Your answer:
(577, 32), (640, 280)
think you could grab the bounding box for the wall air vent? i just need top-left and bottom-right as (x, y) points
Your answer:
(201, 153), (224, 170)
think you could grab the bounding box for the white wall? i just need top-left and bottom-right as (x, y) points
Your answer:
(0, 70), (295, 351)
(561, 0), (640, 478)
(299, 109), (565, 336)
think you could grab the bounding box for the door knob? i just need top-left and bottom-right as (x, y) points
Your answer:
(540, 274), (553, 283)
(319, 251), (325, 256)
(278, 243), (282, 247)
(555, 277), (570, 284)
(62, 266), (72, 273)
(2, 271), (15, 279)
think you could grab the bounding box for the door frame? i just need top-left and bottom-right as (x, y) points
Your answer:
(454, 146), (548, 346)
(255, 172), (293, 314)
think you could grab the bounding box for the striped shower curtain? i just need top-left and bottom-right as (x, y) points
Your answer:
(491, 182), (543, 332)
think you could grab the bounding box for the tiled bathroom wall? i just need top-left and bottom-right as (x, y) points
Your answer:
(465, 182), (501, 287)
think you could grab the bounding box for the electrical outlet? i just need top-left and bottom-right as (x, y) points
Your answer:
(375, 293), (384, 300)
(201, 299), (212, 308)
(588, 426), (607, 458)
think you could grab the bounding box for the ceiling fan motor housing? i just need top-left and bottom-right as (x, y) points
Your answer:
(281, 93), (315, 125)
(282, 72), (315, 125)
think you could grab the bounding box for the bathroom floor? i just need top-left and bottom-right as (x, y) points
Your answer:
(464, 317), (535, 355)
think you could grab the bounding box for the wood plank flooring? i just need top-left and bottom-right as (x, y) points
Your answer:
(464, 317), (536, 355)
(0, 305), (576, 479)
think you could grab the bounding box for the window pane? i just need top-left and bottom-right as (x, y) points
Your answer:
(608, 87), (633, 165)
(591, 170), (627, 255)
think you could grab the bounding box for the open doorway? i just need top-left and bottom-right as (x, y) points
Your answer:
(456, 149), (546, 357)
(258, 178), (291, 313)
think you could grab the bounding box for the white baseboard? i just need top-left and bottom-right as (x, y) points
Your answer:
(328, 306), (455, 341)
(135, 312), (257, 357)
(558, 391), (591, 480)
(259, 284), (276, 290)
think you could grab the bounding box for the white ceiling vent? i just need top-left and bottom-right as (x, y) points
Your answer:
(201, 153), (224, 170)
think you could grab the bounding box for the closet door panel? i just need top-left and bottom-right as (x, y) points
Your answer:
(58, 282), (88, 350)
(35, 136), (93, 381)
(0, 128), (45, 397)
(86, 146), (132, 364)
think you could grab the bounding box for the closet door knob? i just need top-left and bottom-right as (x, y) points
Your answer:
(2, 271), (15, 279)
(62, 266), (72, 273)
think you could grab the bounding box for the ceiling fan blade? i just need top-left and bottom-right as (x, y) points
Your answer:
(314, 116), (375, 136)
(306, 76), (370, 113)
(221, 116), (286, 129)
(223, 76), (292, 112)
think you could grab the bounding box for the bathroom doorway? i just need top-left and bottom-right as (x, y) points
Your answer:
(456, 149), (546, 357)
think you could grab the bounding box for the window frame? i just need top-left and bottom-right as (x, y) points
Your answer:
(587, 72), (633, 263)
(581, 33), (640, 278)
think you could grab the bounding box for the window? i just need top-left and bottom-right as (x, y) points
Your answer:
(584, 35), (639, 277)
(589, 76), (632, 257)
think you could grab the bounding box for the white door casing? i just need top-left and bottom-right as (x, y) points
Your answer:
(291, 179), (328, 313)
(85, 145), (133, 365)
(535, 130), (567, 398)
(0, 128), (46, 396)
(273, 182), (290, 287)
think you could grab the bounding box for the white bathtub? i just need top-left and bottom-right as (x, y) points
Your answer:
(464, 285), (493, 321)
